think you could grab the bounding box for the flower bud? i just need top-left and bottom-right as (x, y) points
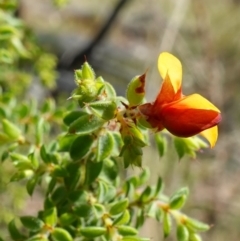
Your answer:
(126, 73), (146, 106)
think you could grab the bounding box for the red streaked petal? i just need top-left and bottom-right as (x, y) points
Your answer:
(200, 126), (218, 148)
(159, 94), (221, 137)
(154, 74), (182, 106)
(158, 52), (182, 94)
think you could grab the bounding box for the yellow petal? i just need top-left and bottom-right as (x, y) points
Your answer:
(170, 94), (221, 112)
(158, 52), (182, 93)
(200, 126), (218, 148)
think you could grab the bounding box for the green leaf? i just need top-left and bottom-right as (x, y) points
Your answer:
(154, 176), (163, 197)
(60, 213), (77, 226)
(80, 227), (106, 238)
(73, 203), (92, 217)
(68, 114), (105, 134)
(174, 138), (186, 159)
(122, 144), (143, 168)
(189, 233), (202, 241)
(64, 162), (81, 190)
(51, 186), (67, 204)
(121, 237), (141, 241)
(10, 170), (34, 182)
(139, 186), (152, 203)
(163, 212), (172, 238)
(109, 198), (129, 216)
(185, 217), (210, 232)
(2, 118), (21, 140)
(138, 169), (150, 185)
(117, 226), (138, 236)
(8, 219), (26, 240)
(20, 216), (44, 232)
(155, 133), (167, 157)
(70, 134), (94, 160)
(113, 210), (130, 225)
(104, 81), (117, 99)
(147, 203), (162, 222)
(26, 175), (39, 196)
(177, 224), (189, 241)
(111, 132), (124, 156)
(10, 152), (32, 170)
(136, 209), (144, 229)
(28, 152), (39, 169)
(89, 100), (116, 120)
(42, 207), (57, 227)
(58, 134), (77, 152)
(35, 117), (45, 145)
(169, 187), (189, 210)
(51, 228), (73, 241)
(96, 132), (114, 161)
(40, 145), (51, 164)
(26, 235), (48, 241)
(63, 110), (87, 126)
(84, 160), (103, 185)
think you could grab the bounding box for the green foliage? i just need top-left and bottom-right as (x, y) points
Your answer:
(0, 2), (215, 241)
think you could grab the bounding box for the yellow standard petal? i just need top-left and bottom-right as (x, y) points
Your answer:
(200, 126), (218, 148)
(158, 52), (182, 94)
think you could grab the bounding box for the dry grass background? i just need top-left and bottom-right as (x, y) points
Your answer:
(10, 0), (240, 240)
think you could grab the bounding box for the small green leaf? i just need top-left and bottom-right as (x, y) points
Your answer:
(73, 203), (92, 217)
(70, 134), (94, 160)
(69, 114), (105, 134)
(109, 198), (129, 216)
(185, 217), (210, 232)
(10, 170), (34, 182)
(20, 216), (44, 232)
(113, 210), (130, 225)
(58, 134), (77, 152)
(2, 118), (21, 140)
(35, 117), (45, 145)
(139, 186), (152, 203)
(63, 110), (88, 126)
(189, 233), (202, 241)
(135, 209), (144, 229)
(42, 207), (57, 227)
(96, 132), (114, 161)
(155, 133), (167, 157)
(10, 152), (32, 170)
(89, 100), (116, 120)
(117, 225), (138, 236)
(40, 145), (51, 163)
(84, 160), (103, 185)
(26, 175), (39, 196)
(64, 162), (81, 190)
(59, 213), (76, 226)
(169, 187), (189, 210)
(80, 227), (106, 238)
(154, 176), (163, 197)
(163, 212), (172, 238)
(104, 81), (116, 99)
(8, 219), (26, 240)
(51, 186), (67, 204)
(26, 235), (48, 241)
(174, 138), (186, 159)
(51, 228), (73, 241)
(121, 237), (141, 241)
(177, 224), (189, 241)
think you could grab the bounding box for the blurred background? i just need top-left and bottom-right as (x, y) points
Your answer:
(2, 0), (240, 240)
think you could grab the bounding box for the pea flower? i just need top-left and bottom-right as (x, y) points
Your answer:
(138, 52), (221, 147)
